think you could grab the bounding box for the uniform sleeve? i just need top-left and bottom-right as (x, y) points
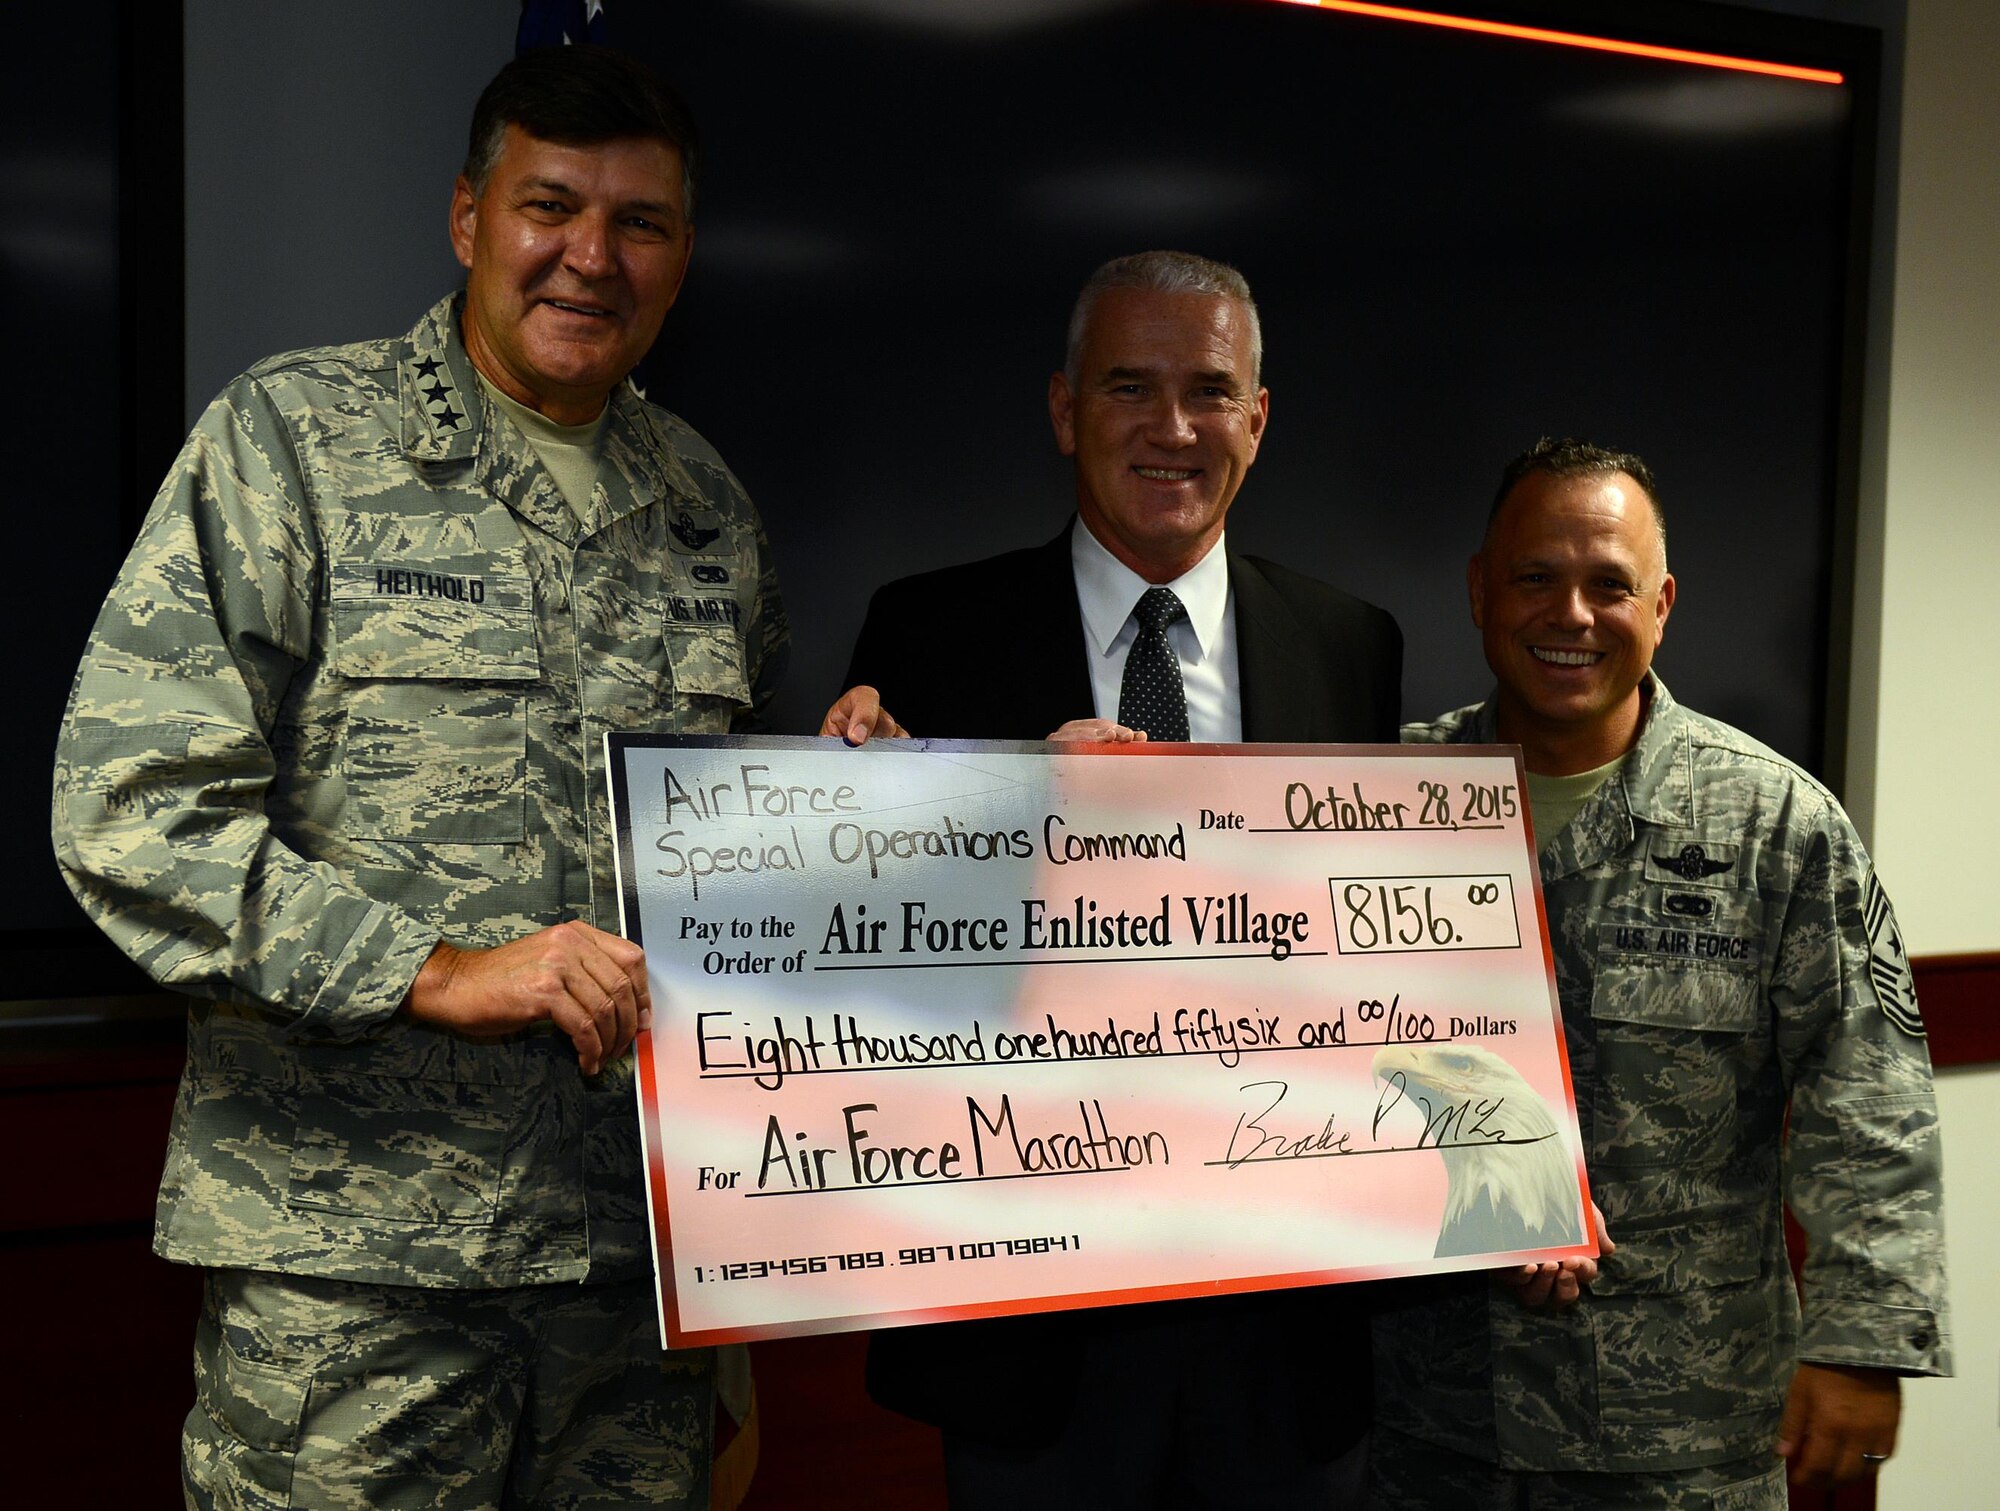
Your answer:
(731, 502), (790, 734)
(51, 376), (440, 1038)
(1770, 801), (1950, 1375)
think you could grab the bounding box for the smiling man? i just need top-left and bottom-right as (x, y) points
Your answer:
(1468, 456), (1673, 776)
(834, 252), (1401, 1509)
(53, 46), (784, 1510)
(1371, 439), (1950, 1509)
(452, 123), (691, 424)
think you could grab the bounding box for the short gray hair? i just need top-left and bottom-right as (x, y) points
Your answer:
(1064, 250), (1263, 389)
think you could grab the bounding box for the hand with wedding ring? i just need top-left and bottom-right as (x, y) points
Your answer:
(1776, 1362), (1900, 1486)
(403, 923), (648, 1077)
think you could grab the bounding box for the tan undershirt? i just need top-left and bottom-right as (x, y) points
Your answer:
(1524, 753), (1628, 851)
(475, 372), (607, 523)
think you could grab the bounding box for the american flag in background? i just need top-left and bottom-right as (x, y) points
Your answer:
(516, 0), (609, 53)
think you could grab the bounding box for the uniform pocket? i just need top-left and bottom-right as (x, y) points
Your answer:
(1709, 1463), (1787, 1511)
(57, 722), (199, 914)
(1592, 1214), (1762, 1296)
(664, 623), (752, 708)
(1829, 1090), (1943, 1297)
(329, 570), (538, 844)
(189, 1288), (309, 1509)
(329, 566), (535, 679)
(1590, 1277), (1776, 1428)
(206, 1330), (310, 1454)
(340, 682), (528, 842)
(286, 1070), (516, 1225)
(1584, 1186), (1781, 1436)
(59, 720), (193, 826)
(1588, 961), (1757, 1169)
(1833, 1091), (1939, 1171)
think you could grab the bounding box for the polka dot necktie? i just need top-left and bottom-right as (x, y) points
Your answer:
(1117, 586), (1191, 742)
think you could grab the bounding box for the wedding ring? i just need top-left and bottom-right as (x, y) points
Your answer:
(1861, 1452), (1889, 1464)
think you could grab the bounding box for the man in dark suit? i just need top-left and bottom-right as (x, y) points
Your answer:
(823, 251), (1401, 1509)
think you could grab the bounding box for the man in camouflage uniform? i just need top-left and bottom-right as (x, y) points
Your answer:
(51, 47), (785, 1510)
(1371, 439), (1949, 1508)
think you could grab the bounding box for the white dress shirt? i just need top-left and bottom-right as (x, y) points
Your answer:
(1069, 517), (1242, 743)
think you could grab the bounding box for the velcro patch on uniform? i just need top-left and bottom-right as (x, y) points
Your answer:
(368, 566), (489, 603)
(1601, 921), (1759, 968)
(330, 563), (531, 616)
(1645, 839), (1739, 883)
(667, 506), (724, 554)
(1863, 871), (1925, 1037)
(328, 566), (536, 680)
(665, 594), (742, 628)
(1662, 890), (1714, 919)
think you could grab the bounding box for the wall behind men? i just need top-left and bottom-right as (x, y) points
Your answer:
(181, 3), (504, 404)
(1870, 0), (2000, 1498)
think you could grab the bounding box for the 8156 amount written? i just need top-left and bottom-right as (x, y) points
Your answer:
(1328, 874), (1521, 954)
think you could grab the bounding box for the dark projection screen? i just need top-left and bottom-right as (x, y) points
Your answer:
(8, 0), (1880, 1000)
(627, 0), (1867, 762)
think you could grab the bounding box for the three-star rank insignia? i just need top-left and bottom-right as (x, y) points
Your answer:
(1650, 842), (1735, 882)
(411, 354), (464, 432)
(1863, 872), (1925, 1037)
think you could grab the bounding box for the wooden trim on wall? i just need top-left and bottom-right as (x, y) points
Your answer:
(1913, 952), (1999, 1069)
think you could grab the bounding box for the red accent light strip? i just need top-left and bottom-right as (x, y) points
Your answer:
(1912, 952), (2000, 1069)
(1277, 1), (1845, 85)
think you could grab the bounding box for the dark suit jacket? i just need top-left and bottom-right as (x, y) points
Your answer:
(844, 525), (1404, 1457)
(845, 527), (1402, 746)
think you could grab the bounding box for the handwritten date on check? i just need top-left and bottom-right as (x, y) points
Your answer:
(607, 736), (1592, 1348)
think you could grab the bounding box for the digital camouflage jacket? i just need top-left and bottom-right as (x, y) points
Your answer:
(53, 294), (787, 1288)
(1373, 676), (1948, 1472)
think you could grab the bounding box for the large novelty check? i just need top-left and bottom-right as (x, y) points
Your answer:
(607, 736), (1592, 1347)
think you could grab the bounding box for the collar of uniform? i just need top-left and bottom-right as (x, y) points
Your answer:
(491, 377), (701, 545)
(597, 379), (712, 529)
(1455, 697), (1503, 744)
(477, 410), (583, 544)
(1613, 675), (1693, 829)
(1431, 692), (1605, 872)
(1542, 767), (1635, 881)
(396, 294), (691, 544)
(398, 294), (485, 465)
(1536, 674), (1690, 880)
(394, 294), (579, 544)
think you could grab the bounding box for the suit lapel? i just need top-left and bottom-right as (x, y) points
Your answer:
(1029, 524), (1096, 736)
(1229, 550), (1319, 742)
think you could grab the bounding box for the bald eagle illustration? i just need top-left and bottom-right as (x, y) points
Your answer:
(1372, 1044), (1583, 1258)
